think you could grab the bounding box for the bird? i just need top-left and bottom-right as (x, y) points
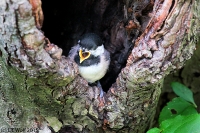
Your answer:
(69, 33), (110, 98)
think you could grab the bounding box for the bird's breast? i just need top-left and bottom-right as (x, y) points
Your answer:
(78, 55), (110, 83)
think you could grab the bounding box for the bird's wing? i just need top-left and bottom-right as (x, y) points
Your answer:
(68, 44), (80, 60)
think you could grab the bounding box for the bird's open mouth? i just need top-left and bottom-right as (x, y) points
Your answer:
(79, 49), (90, 63)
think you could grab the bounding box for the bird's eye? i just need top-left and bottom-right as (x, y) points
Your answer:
(82, 52), (90, 58)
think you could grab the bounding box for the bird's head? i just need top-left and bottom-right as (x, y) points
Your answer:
(78, 33), (104, 63)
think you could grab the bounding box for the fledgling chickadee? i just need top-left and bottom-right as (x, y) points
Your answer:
(69, 33), (110, 97)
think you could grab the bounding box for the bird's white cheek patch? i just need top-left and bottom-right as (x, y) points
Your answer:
(90, 45), (104, 57)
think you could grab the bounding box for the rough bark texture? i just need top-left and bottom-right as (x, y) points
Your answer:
(0, 0), (199, 133)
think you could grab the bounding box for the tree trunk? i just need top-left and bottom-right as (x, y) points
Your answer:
(0, 0), (199, 133)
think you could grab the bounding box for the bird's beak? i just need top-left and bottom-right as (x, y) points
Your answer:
(79, 49), (91, 63)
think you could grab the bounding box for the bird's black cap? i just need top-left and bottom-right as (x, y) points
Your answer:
(79, 33), (103, 50)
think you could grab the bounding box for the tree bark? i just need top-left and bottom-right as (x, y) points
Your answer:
(0, 0), (199, 133)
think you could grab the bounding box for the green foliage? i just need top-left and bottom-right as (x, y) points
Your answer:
(159, 97), (197, 123)
(147, 82), (200, 133)
(171, 82), (197, 107)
